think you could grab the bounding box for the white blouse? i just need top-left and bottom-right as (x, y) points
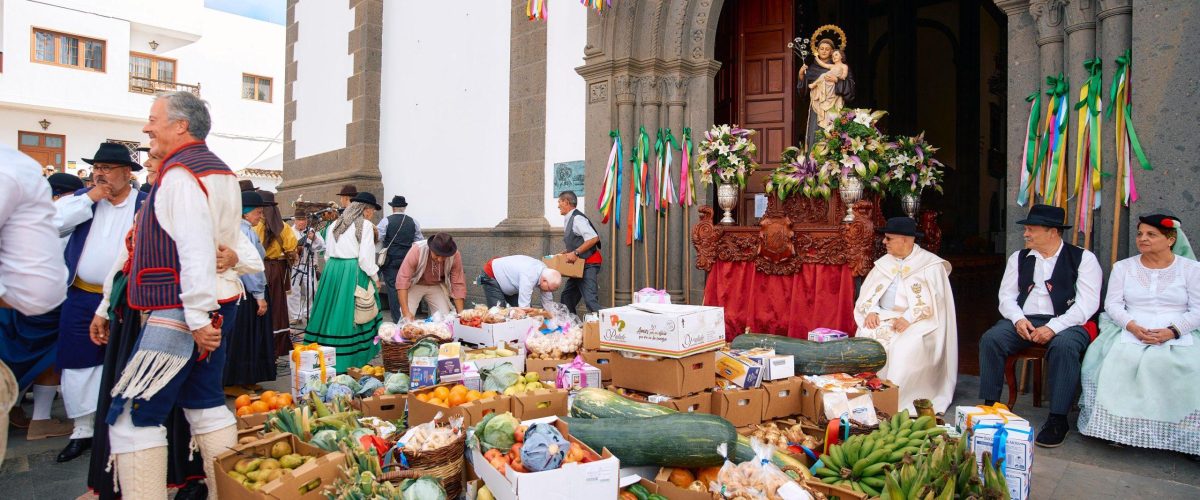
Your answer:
(324, 219), (379, 276)
(1105, 255), (1200, 343)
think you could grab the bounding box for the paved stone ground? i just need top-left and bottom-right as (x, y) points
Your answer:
(2, 364), (1197, 498)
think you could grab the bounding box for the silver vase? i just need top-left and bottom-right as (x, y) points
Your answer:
(839, 175), (864, 222)
(901, 192), (921, 218)
(717, 183), (738, 225)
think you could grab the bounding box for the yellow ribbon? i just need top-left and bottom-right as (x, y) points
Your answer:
(291, 343), (329, 390)
(965, 402), (1013, 430)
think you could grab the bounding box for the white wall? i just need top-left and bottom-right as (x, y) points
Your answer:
(0, 0), (282, 169)
(290, 0), (353, 159)
(379, 0), (511, 229)
(543, 0), (587, 226)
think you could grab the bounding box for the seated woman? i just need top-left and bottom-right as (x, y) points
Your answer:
(1078, 214), (1200, 457)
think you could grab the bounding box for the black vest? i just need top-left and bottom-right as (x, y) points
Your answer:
(564, 210), (600, 259)
(382, 213), (417, 265)
(1017, 243), (1084, 316)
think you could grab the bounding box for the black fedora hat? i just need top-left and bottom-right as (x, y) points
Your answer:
(389, 195), (408, 208)
(82, 143), (142, 171)
(238, 179), (257, 192)
(1016, 203), (1072, 229)
(875, 216), (923, 237)
(428, 233), (458, 257)
(350, 192), (382, 210)
(242, 190), (268, 208)
(337, 184), (359, 197)
(47, 172), (84, 197)
(258, 190), (279, 206)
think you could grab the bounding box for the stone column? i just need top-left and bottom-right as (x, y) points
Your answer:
(665, 75), (689, 303)
(1095, 0), (1132, 269)
(1032, 1), (1067, 79)
(614, 75), (638, 304)
(1064, 0), (1097, 247)
(639, 76), (662, 291)
(498, 0), (550, 230)
(996, 0), (1040, 254)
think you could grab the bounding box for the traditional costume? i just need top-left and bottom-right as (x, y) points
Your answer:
(1079, 215), (1200, 455)
(854, 218), (957, 413)
(225, 192), (275, 386)
(304, 192), (383, 369)
(378, 196), (420, 322)
(559, 207), (603, 315)
(395, 234), (465, 319)
(287, 214), (324, 323)
(253, 191), (299, 355)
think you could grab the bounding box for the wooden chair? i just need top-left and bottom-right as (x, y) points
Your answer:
(1004, 346), (1046, 410)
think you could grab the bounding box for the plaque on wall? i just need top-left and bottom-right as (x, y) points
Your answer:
(553, 160), (585, 197)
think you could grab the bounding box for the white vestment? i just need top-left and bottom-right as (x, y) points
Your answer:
(854, 245), (957, 413)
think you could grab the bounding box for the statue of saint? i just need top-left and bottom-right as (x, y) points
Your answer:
(796, 30), (856, 145)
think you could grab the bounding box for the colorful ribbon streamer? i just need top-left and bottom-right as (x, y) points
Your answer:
(655, 128), (679, 209)
(580, 0), (611, 13)
(1016, 90), (1042, 207)
(678, 128), (696, 206)
(597, 130), (623, 225)
(1041, 74), (1070, 207)
(1108, 50), (1153, 206)
(625, 126), (649, 245)
(1072, 58), (1103, 234)
(526, 0), (547, 21)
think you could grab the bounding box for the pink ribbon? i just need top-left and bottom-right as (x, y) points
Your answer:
(556, 355), (587, 389)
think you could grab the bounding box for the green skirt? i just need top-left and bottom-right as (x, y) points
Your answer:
(304, 257), (382, 370)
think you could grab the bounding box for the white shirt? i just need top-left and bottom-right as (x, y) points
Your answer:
(95, 158), (264, 330)
(1106, 256), (1200, 345)
(997, 240), (1103, 334)
(566, 208), (599, 241)
(292, 223), (326, 264)
(56, 191), (139, 284)
(491, 255), (554, 308)
(0, 145), (69, 315)
(324, 219), (379, 277)
(376, 211), (424, 242)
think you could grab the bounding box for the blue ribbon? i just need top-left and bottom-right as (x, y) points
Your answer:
(973, 423), (1032, 468)
(840, 415), (851, 442)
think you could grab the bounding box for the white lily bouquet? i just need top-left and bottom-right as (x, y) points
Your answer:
(696, 124), (759, 188)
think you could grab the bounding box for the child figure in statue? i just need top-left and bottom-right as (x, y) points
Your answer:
(808, 49), (848, 128)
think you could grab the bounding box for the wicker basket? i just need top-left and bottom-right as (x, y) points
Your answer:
(380, 334), (452, 373)
(380, 433), (466, 497)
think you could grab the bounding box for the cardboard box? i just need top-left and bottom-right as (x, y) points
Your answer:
(807, 328), (849, 342)
(462, 362), (481, 391)
(453, 318), (538, 347)
(743, 353), (794, 381)
(611, 351), (716, 398)
(289, 368), (331, 400)
(580, 349), (615, 383)
(215, 433), (344, 500)
(972, 424), (1034, 500)
(598, 304), (725, 358)
(555, 360), (602, 390)
(357, 394), (407, 422)
(237, 410), (270, 430)
(609, 386), (713, 414)
(655, 468), (715, 500)
(510, 389), (570, 420)
(525, 356), (572, 383)
(237, 425), (264, 443)
(715, 350), (763, 389)
(409, 355), (439, 389)
(583, 321), (601, 350)
(712, 387), (765, 428)
(802, 378), (900, 422)
(761, 378), (805, 421)
(407, 388), (511, 428)
(345, 367), (384, 382)
(288, 346), (337, 373)
(542, 254), (584, 278)
(471, 417), (620, 500)
(464, 342), (525, 372)
(633, 289), (672, 304)
(954, 404), (1029, 434)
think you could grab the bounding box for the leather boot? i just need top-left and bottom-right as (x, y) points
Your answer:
(192, 425), (236, 500)
(115, 446), (169, 499)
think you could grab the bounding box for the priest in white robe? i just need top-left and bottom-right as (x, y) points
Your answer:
(854, 217), (957, 413)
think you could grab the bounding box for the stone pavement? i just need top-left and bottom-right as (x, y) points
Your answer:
(2, 368), (1196, 498)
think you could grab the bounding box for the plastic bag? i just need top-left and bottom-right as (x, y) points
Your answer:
(480, 362), (520, 393)
(523, 302), (584, 359)
(400, 476), (447, 500)
(520, 423), (570, 472)
(356, 376), (384, 398)
(384, 372), (411, 394)
(711, 439), (807, 500)
(377, 321), (400, 342)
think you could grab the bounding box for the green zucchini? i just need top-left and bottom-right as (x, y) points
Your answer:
(730, 334), (887, 375)
(564, 413), (736, 467)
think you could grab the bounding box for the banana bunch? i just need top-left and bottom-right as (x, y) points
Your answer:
(812, 410), (946, 497)
(879, 434), (1011, 500)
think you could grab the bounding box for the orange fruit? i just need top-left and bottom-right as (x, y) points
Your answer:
(415, 393), (430, 402)
(448, 392), (468, 407)
(250, 401), (270, 413)
(236, 406), (253, 417)
(433, 386), (450, 400)
(261, 390), (277, 401)
(428, 397), (443, 407)
(481, 391), (498, 399)
(234, 394), (252, 409)
(277, 393), (293, 407)
(467, 390), (482, 402)
(261, 395), (278, 410)
(450, 385), (469, 396)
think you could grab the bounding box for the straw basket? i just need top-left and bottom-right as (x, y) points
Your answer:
(380, 433), (466, 497)
(380, 334), (451, 373)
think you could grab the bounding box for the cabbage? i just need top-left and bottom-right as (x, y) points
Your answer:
(356, 376), (384, 397)
(399, 476), (446, 500)
(333, 374), (362, 392)
(474, 412), (519, 452)
(480, 362), (520, 393)
(520, 423), (569, 472)
(326, 383), (354, 401)
(408, 338), (439, 358)
(310, 429), (342, 451)
(384, 372), (411, 394)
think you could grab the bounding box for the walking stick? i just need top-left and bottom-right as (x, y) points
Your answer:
(682, 206), (690, 304)
(610, 221), (617, 307)
(1110, 143), (1124, 266)
(655, 211), (662, 289)
(663, 204), (670, 291)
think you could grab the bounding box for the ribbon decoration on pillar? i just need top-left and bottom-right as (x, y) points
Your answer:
(679, 128), (697, 207)
(1071, 58), (1103, 243)
(597, 130), (623, 225)
(1108, 50), (1153, 207)
(1016, 90), (1042, 207)
(657, 128), (679, 209)
(580, 0), (612, 14)
(625, 126), (649, 245)
(1041, 74), (1070, 207)
(526, 0), (548, 21)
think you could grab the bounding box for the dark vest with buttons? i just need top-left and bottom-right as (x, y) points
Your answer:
(564, 210), (600, 258)
(1016, 243), (1085, 316)
(127, 142), (234, 311)
(382, 213), (417, 266)
(63, 187), (147, 286)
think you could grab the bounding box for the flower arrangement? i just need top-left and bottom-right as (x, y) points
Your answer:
(696, 124), (758, 187)
(882, 132), (946, 197)
(765, 146), (836, 200)
(809, 108), (891, 192)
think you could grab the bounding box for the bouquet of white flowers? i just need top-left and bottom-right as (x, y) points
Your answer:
(696, 124), (759, 188)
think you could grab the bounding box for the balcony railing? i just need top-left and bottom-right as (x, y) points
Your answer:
(129, 75), (200, 97)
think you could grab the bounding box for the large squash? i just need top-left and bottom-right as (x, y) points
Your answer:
(729, 334), (886, 375)
(563, 414), (736, 467)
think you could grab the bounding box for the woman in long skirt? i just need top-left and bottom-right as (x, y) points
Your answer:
(254, 191), (298, 356)
(304, 193), (383, 369)
(224, 192), (276, 387)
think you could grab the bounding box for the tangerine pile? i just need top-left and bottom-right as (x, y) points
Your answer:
(412, 384), (497, 408)
(234, 390), (295, 417)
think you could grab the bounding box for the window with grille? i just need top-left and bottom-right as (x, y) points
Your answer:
(30, 28), (105, 71)
(242, 73), (272, 102)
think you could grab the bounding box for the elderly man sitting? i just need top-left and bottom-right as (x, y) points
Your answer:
(853, 217), (957, 413)
(478, 255), (562, 308)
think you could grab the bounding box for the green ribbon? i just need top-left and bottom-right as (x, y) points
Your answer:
(1076, 58), (1102, 116)
(1106, 52), (1129, 120)
(1024, 91), (1042, 175)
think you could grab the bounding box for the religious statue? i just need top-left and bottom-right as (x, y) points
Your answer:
(795, 25), (857, 145)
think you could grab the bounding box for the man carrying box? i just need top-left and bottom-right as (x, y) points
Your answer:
(478, 255), (561, 308)
(555, 191), (601, 316)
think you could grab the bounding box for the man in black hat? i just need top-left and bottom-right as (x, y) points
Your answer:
(395, 233), (466, 321)
(337, 184), (358, 209)
(978, 203), (1103, 448)
(52, 142), (149, 462)
(854, 217), (957, 414)
(48, 173), (85, 201)
(377, 195), (423, 322)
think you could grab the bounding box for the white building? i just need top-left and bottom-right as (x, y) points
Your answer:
(0, 0), (283, 178)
